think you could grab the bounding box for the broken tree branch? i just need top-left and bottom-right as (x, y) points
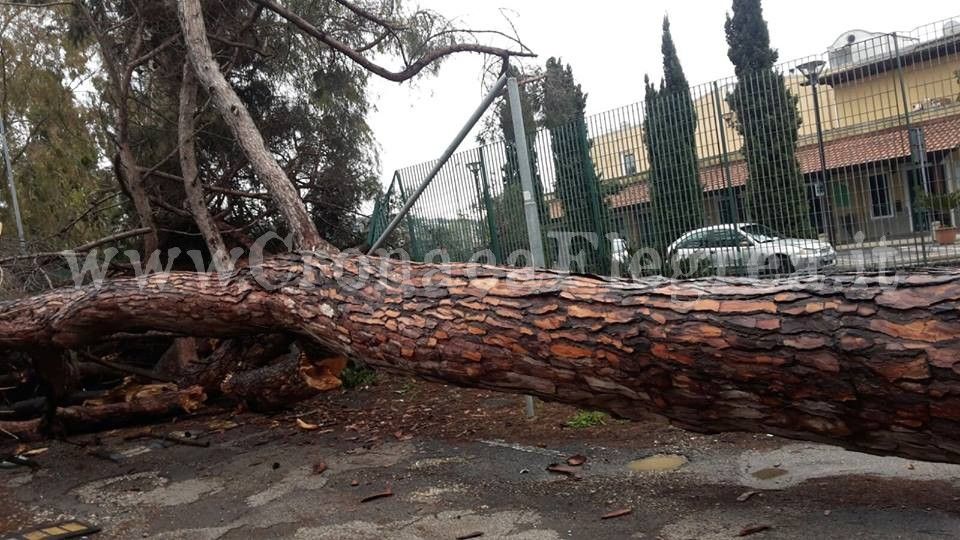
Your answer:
(250, 0), (536, 82)
(0, 228), (153, 264)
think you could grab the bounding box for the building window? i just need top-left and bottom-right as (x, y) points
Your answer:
(622, 153), (637, 176)
(832, 182), (851, 209)
(869, 174), (893, 218)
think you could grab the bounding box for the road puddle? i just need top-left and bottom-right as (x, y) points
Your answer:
(751, 467), (789, 480)
(628, 454), (688, 472)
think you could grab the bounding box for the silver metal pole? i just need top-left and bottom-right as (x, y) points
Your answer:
(893, 32), (928, 265)
(368, 74), (509, 254)
(507, 77), (546, 268)
(507, 76), (542, 420)
(0, 115), (26, 252)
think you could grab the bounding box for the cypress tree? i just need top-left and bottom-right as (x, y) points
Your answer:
(644, 16), (704, 251)
(493, 65), (548, 263)
(542, 58), (610, 275)
(725, 0), (812, 237)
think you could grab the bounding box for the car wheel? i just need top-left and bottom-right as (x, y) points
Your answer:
(766, 254), (795, 276)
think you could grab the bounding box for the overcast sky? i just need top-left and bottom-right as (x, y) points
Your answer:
(366, 1), (959, 189)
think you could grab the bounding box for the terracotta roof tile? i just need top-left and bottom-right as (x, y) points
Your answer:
(608, 114), (960, 210)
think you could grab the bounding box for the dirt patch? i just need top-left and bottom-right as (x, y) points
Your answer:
(281, 373), (775, 454)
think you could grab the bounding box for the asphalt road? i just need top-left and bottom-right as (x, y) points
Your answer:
(3, 410), (960, 540)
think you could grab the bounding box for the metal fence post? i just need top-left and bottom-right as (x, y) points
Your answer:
(508, 76), (541, 420)
(0, 115), (26, 253)
(395, 174), (424, 261)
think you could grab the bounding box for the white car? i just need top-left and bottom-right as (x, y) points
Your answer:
(611, 237), (630, 265)
(666, 223), (837, 275)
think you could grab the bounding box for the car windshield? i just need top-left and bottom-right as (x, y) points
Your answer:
(740, 224), (783, 243)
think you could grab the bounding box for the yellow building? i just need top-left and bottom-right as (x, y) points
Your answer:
(594, 19), (960, 249)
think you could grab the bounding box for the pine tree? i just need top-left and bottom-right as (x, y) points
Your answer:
(725, 0), (812, 237)
(542, 58), (610, 275)
(644, 16), (704, 251)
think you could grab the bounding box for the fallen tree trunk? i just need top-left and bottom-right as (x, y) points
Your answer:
(0, 386), (206, 441)
(1, 253), (959, 462)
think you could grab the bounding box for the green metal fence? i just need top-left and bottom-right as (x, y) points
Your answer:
(371, 16), (960, 278)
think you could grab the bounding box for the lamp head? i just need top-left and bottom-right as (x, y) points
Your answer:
(796, 60), (827, 79)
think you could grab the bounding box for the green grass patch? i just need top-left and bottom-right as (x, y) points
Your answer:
(566, 410), (608, 429)
(340, 362), (377, 390)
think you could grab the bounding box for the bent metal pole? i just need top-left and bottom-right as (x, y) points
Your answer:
(368, 73), (509, 254)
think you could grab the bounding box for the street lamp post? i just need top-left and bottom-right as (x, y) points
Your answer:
(796, 60), (835, 245)
(466, 153), (503, 263)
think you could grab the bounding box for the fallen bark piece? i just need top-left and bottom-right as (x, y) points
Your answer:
(296, 418), (321, 431)
(82, 378), (179, 407)
(737, 490), (761, 503)
(16, 446), (48, 457)
(360, 486), (393, 503)
(546, 464), (582, 480)
(600, 508), (633, 520)
(738, 524), (772, 537)
(4, 255), (960, 463)
(207, 419), (239, 433)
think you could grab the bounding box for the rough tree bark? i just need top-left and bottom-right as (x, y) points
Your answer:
(178, 61), (234, 272)
(1, 253), (959, 463)
(178, 0), (336, 253)
(219, 346), (347, 411)
(76, 2), (160, 255)
(116, 144), (160, 255)
(0, 386), (206, 442)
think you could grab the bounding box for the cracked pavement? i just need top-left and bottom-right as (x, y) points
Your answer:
(3, 379), (960, 539)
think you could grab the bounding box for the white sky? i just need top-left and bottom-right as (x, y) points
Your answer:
(367, 0), (959, 190)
